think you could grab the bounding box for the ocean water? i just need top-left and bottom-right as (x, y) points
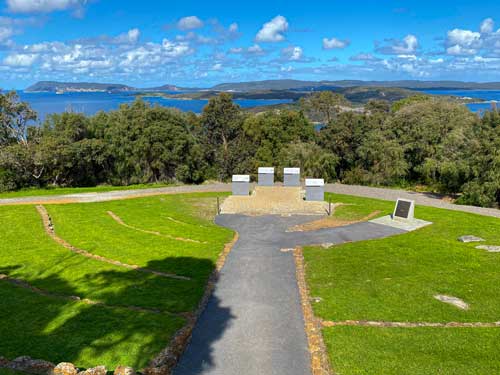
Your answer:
(11, 91), (293, 122)
(421, 89), (500, 113)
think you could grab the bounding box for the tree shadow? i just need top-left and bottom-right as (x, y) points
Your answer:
(172, 293), (235, 375)
(0, 256), (234, 372)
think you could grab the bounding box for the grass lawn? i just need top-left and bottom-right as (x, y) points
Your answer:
(0, 193), (233, 370)
(303, 193), (500, 374)
(0, 182), (176, 199)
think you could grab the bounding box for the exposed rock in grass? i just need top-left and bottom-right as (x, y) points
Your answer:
(9, 356), (55, 375)
(113, 366), (135, 375)
(52, 363), (78, 375)
(476, 245), (500, 252)
(321, 243), (333, 249)
(458, 235), (485, 243)
(78, 366), (106, 375)
(434, 294), (469, 310)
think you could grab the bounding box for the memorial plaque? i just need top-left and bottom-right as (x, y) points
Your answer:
(392, 198), (415, 220)
(305, 178), (325, 201)
(283, 167), (300, 186)
(232, 174), (250, 196)
(258, 167), (274, 186)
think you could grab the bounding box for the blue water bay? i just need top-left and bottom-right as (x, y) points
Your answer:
(12, 91), (292, 122)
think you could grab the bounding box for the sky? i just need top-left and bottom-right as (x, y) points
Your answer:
(1, 0), (500, 88)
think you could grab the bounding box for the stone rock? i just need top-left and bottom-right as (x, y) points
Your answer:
(0, 356), (9, 367)
(311, 296), (323, 303)
(52, 362), (78, 375)
(476, 245), (500, 253)
(321, 243), (333, 249)
(458, 235), (485, 243)
(10, 356), (55, 375)
(113, 366), (135, 375)
(142, 366), (170, 375)
(78, 366), (106, 375)
(434, 294), (469, 310)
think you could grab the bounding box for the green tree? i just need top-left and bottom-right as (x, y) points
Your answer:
(201, 93), (244, 179)
(300, 91), (350, 123)
(278, 141), (338, 181)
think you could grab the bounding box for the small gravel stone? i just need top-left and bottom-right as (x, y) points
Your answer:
(434, 294), (469, 310)
(458, 235), (485, 243)
(476, 245), (500, 252)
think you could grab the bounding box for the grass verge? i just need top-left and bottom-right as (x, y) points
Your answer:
(0, 193), (233, 369)
(303, 192), (500, 373)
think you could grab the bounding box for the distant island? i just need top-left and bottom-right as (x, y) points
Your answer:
(25, 81), (190, 93)
(25, 79), (500, 94)
(22, 80), (489, 108)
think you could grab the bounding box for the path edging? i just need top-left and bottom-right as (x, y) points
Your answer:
(145, 231), (239, 375)
(293, 247), (333, 375)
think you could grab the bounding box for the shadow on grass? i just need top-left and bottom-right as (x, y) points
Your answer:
(0, 256), (234, 371)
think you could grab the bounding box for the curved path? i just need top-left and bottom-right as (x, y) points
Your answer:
(173, 215), (405, 375)
(1, 183), (498, 218)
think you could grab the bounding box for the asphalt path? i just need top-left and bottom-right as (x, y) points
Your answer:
(173, 215), (404, 375)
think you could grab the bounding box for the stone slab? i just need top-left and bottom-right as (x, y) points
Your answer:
(369, 215), (432, 232)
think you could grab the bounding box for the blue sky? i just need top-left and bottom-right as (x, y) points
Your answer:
(0, 0), (500, 88)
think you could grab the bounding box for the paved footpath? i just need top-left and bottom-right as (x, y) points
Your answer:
(173, 215), (404, 375)
(1, 183), (498, 218)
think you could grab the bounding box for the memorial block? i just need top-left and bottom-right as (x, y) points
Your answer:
(232, 174), (250, 196)
(283, 167), (300, 186)
(305, 178), (325, 201)
(258, 167), (274, 186)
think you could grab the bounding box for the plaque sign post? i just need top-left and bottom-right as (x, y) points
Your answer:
(392, 198), (415, 221)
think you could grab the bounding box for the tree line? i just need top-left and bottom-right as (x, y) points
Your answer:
(0, 90), (499, 207)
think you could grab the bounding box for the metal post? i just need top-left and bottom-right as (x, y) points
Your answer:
(217, 196), (220, 215)
(328, 197), (332, 216)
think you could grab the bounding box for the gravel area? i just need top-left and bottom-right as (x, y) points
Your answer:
(325, 183), (500, 218)
(0, 182), (498, 219)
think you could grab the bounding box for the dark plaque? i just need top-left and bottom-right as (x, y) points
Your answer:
(394, 200), (411, 218)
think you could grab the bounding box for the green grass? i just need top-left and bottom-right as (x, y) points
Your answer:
(304, 193), (500, 373)
(0, 193), (233, 369)
(323, 326), (500, 375)
(0, 182), (175, 199)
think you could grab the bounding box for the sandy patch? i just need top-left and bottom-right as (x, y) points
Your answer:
(220, 186), (328, 216)
(288, 210), (381, 232)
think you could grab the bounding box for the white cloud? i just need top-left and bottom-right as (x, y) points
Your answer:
(211, 63), (222, 71)
(162, 38), (192, 57)
(447, 28), (481, 47)
(446, 44), (477, 55)
(247, 44), (263, 53)
(6, 0), (85, 13)
(480, 18), (494, 34)
(429, 58), (444, 64)
(282, 45), (303, 61)
(255, 15), (288, 42)
(349, 53), (380, 62)
(3, 53), (38, 66)
(376, 34), (418, 54)
(228, 23), (238, 33)
(229, 44), (264, 56)
(0, 26), (13, 43)
(113, 28), (140, 44)
(322, 37), (349, 49)
(446, 29), (481, 55)
(177, 16), (204, 31)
